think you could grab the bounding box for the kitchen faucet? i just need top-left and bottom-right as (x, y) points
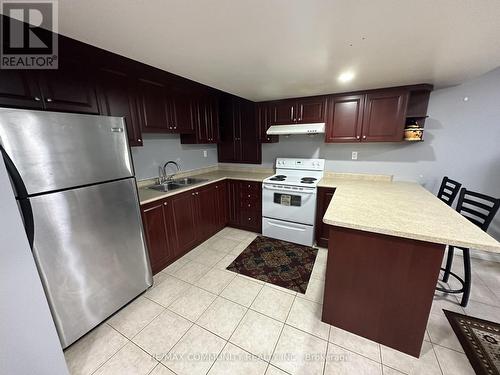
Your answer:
(159, 160), (180, 183)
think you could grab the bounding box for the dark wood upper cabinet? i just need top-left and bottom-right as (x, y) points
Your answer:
(218, 95), (261, 164)
(270, 100), (295, 124)
(180, 91), (219, 144)
(171, 86), (195, 134)
(325, 94), (365, 143)
(325, 87), (418, 143)
(0, 71), (43, 109)
(255, 102), (278, 143)
(362, 89), (408, 142)
(141, 198), (175, 274)
(240, 99), (260, 163)
(39, 59), (100, 114)
(137, 77), (172, 133)
(96, 66), (143, 146)
(269, 96), (326, 125)
(296, 96), (327, 123)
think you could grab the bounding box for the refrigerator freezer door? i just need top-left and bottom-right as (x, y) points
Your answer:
(0, 108), (133, 196)
(29, 178), (152, 348)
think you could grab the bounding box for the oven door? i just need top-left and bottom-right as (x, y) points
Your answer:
(262, 183), (317, 225)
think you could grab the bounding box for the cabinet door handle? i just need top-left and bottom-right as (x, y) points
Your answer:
(247, 194), (251, 197)
(247, 204), (251, 207)
(362, 135), (367, 139)
(196, 192), (199, 195)
(34, 97), (41, 102)
(356, 136), (360, 140)
(46, 98), (53, 102)
(138, 138), (142, 142)
(248, 217), (252, 221)
(163, 202), (167, 206)
(192, 192), (195, 196)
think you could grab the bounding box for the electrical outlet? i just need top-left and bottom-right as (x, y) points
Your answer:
(351, 151), (358, 160)
(203, 150), (208, 158)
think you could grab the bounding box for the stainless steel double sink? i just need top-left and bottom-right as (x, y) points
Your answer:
(148, 177), (208, 192)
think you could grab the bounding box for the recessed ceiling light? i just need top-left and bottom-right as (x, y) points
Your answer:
(338, 71), (355, 83)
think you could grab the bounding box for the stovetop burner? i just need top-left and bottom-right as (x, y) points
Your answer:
(300, 177), (317, 184)
(270, 175), (287, 181)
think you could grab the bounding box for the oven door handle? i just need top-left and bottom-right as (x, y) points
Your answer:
(263, 185), (315, 194)
(267, 220), (306, 232)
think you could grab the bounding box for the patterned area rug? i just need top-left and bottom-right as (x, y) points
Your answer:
(226, 236), (318, 294)
(444, 310), (500, 375)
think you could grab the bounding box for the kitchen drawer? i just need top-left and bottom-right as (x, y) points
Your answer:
(240, 198), (261, 211)
(240, 210), (261, 232)
(240, 191), (261, 204)
(240, 181), (261, 193)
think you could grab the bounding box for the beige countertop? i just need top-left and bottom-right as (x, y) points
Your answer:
(138, 170), (273, 205)
(319, 178), (500, 253)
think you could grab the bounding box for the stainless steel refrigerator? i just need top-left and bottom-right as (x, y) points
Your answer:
(0, 108), (153, 348)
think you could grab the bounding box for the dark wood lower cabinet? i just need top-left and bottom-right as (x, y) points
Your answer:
(170, 190), (200, 255)
(315, 187), (336, 247)
(141, 199), (175, 274)
(322, 226), (445, 357)
(141, 181), (230, 274)
(228, 180), (262, 232)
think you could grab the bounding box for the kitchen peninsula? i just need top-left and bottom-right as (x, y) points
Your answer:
(320, 179), (500, 357)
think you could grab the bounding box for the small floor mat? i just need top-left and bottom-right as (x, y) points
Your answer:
(226, 236), (318, 294)
(444, 309), (500, 375)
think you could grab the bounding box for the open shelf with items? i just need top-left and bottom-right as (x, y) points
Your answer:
(404, 85), (432, 141)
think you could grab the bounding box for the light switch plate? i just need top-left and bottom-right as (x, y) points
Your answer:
(352, 151), (358, 160)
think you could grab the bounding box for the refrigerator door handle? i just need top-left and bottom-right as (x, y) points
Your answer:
(0, 144), (28, 198)
(18, 198), (35, 250)
(1, 144), (34, 249)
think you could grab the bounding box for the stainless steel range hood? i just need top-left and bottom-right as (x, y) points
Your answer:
(266, 123), (325, 135)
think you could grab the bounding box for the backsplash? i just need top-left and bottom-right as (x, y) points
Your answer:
(131, 134), (218, 180)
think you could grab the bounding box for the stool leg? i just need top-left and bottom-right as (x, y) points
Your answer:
(442, 246), (455, 282)
(460, 248), (471, 307)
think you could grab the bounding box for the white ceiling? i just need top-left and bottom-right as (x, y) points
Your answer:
(58, 0), (500, 101)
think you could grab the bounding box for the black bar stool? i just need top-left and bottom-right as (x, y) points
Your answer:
(436, 188), (500, 307)
(437, 177), (462, 282)
(437, 176), (462, 206)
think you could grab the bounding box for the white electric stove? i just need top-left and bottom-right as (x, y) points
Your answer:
(262, 158), (325, 246)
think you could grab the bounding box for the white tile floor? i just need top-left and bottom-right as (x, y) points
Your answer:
(64, 227), (500, 375)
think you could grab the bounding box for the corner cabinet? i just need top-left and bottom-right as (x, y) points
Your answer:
(218, 95), (261, 164)
(325, 89), (409, 143)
